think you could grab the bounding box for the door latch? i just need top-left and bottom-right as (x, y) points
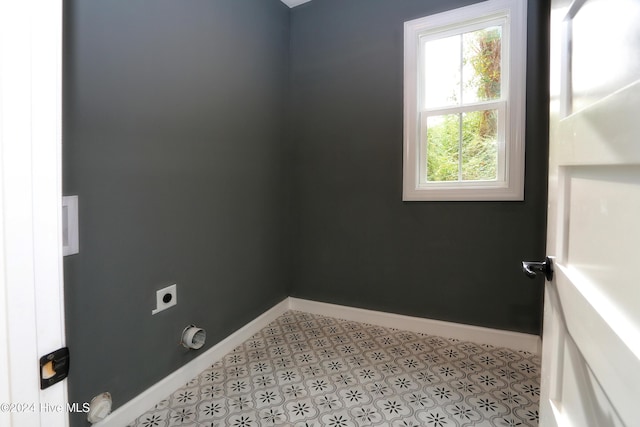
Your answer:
(522, 257), (554, 281)
(40, 347), (69, 389)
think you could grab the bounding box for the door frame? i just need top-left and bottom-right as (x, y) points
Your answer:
(0, 0), (68, 426)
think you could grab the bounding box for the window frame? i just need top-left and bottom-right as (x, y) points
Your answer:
(403, 0), (527, 201)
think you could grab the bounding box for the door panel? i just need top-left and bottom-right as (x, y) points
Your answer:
(554, 264), (637, 425)
(569, 0), (640, 113)
(543, 0), (640, 426)
(564, 165), (640, 332)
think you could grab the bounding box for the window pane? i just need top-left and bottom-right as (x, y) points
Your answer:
(426, 113), (460, 182)
(423, 26), (502, 109)
(423, 35), (461, 108)
(461, 109), (498, 181)
(462, 27), (502, 103)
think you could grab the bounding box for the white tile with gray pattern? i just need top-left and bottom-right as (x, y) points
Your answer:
(128, 311), (540, 427)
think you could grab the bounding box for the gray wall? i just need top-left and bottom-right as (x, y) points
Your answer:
(288, 0), (549, 334)
(63, 0), (549, 424)
(63, 0), (290, 424)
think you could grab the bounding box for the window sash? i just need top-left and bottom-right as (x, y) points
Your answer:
(418, 16), (507, 44)
(418, 19), (508, 113)
(421, 100), (505, 117)
(415, 14), (509, 188)
(419, 101), (506, 185)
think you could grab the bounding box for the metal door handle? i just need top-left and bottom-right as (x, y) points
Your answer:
(522, 257), (554, 281)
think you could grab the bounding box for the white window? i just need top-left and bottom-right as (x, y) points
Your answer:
(403, 0), (527, 201)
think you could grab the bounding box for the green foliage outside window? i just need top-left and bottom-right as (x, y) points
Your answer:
(426, 28), (501, 182)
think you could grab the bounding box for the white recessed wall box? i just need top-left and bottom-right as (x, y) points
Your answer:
(62, 195), (79, 256)
(152, 284), (177, 314)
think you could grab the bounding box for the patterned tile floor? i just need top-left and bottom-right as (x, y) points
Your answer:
(129, 311), (540, 427)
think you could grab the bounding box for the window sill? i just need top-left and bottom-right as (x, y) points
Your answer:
(402, 181), (524, 201)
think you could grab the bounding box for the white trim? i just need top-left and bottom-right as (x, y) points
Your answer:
(0, 144), (10, 426)
(95, 299), (291, 427)
(289, 298), (541, 354)
(403, 0), (527, 201)
(1, 0), (67, 426)
(280, 0), (312, 8)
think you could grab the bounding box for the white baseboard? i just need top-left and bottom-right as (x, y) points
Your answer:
(95, 298), (290, 427)
(99, 296), (540, 426)
(288, 298), (541, 354)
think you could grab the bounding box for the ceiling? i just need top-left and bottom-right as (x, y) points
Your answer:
(280, 0), (312, 7)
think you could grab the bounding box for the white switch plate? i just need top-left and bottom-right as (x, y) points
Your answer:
(152, 284), (177, 315)
(62, 195), (79, 256)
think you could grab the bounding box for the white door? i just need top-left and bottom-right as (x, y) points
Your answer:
(0, 1), (68, 426)
(540, 0), (640, 426)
